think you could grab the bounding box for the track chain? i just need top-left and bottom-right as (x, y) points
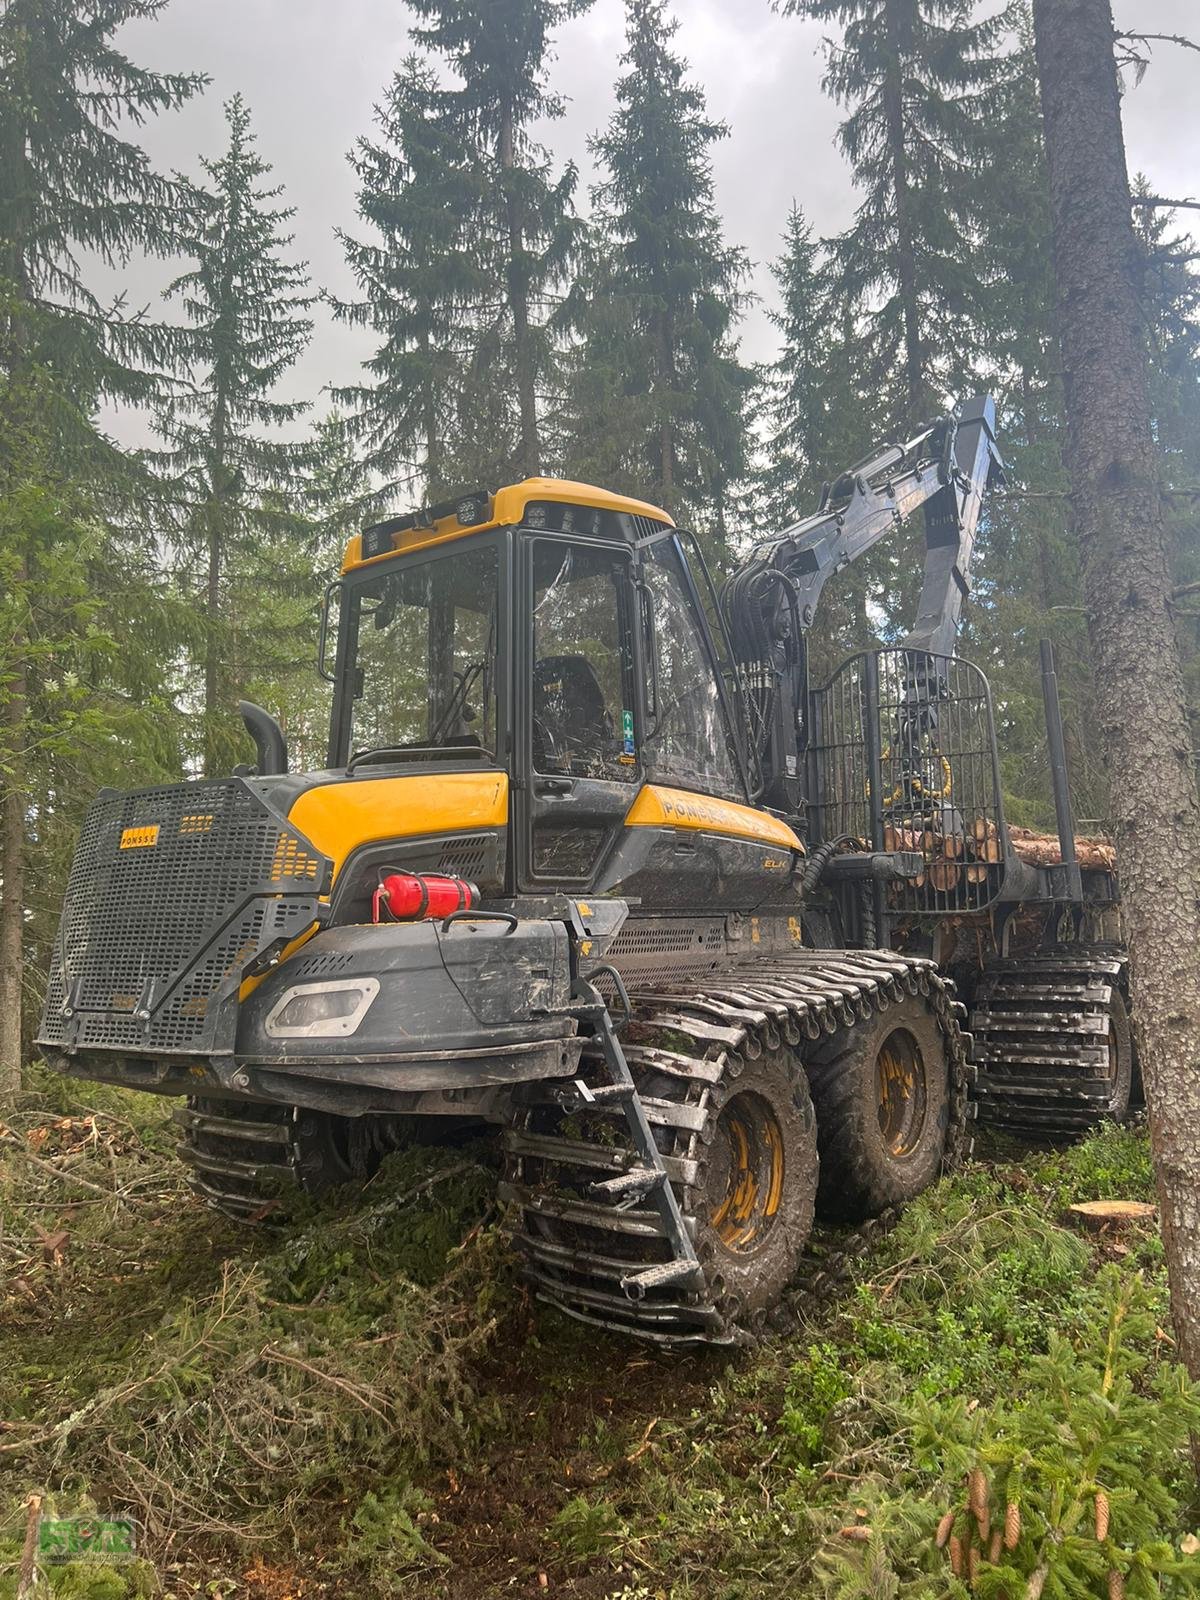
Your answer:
(969, 943), (1130, 1138)
(175, 1097), (408, 1219)
(501, 948), (973, 1346)
(175, 1098), (299, 1218)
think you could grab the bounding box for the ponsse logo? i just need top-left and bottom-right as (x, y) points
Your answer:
(660, 795), (739, 830)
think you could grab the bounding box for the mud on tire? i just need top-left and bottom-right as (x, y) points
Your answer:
(685, 1046), (819, 1326)
(805, 993), (955, 1223)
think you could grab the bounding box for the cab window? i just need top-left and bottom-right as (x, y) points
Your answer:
(351, 546), (500, 757)
(641, 540), (743, 799)
(531, 540), (638, 783)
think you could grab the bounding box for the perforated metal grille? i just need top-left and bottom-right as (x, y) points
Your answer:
(38, 778), (330, 1054)
(293, 950), (355, 979)
(436, 835), (491, 880)
(811, 649), (1005, 915)
(609, 919), (726, 958)
(604, 917), (729, 991)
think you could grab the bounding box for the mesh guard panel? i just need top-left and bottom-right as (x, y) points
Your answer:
(811, 649), (1006, 915)
(37, 778), (332, 1056)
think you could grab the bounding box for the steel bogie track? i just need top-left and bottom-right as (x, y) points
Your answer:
(175, 1099), (300, 1219)
(501, 948), (973, 1345)
(969, 945), (1131, 1137)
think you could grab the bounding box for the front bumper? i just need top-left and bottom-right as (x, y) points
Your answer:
(43, 915), (584, 1119)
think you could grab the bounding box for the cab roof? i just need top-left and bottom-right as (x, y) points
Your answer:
(342, 477), (674, 574)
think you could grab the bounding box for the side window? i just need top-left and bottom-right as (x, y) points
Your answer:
(641, 540), (743, 799)
(531, 540), (638, 783)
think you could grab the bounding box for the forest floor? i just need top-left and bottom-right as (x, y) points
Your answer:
(1, 1067), (1197, 1600)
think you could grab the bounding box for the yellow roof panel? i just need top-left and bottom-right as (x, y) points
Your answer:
(341, 477), (673, 573)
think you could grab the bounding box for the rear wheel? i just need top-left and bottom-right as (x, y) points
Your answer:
(805, 995), (954, 1222)
(1102, 991), (1134, 1124)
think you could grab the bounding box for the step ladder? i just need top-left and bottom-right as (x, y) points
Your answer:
(558, 972), (705, 1303)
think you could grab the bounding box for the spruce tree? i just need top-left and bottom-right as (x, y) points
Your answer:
(753, 207), (890, 673)
(157, 94), (313, 775)
(756, 205), (830, 531)
(960, 34), (1097, 823)
(563, 0), (753, 536)
(334, 58), (486, 503)
(233, 412), (373, 774)
(0, 0), (203, 1102)
(338, 1), (592, 499)
(780, 0), (1012, 432)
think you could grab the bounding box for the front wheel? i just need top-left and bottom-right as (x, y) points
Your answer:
(687, 1046), (820, 1326)
(176, 1098), (414, 1220)
(805, 993), (958, 1222)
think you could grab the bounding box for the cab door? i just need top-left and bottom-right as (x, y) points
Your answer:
(516, 535), (641, 890)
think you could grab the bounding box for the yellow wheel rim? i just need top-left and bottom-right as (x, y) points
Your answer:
(708, 1093), (785, 1253)
(875, 1028), (929, 1158)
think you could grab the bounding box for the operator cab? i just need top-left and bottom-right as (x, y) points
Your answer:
(326, 480), (756, 896)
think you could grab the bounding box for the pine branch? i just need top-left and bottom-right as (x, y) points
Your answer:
(1116, 31), (1200, 57)
(1130, 195), (1200, 213)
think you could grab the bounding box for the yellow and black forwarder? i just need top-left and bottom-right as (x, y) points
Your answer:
(38, 397), (1131, 1342)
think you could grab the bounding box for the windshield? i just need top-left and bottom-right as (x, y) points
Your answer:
(350, 545), (500, 758)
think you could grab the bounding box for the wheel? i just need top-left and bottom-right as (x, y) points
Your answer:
(176, 1097), (412, 1220)
(687, 1047), (819, 1325)
(805, 993), (954, 1223)
(502, 1036), (819, 1341)
(968, 949), (1134, 1138)
(1098, 989), (1133, 1125)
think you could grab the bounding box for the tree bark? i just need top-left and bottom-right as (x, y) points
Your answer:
(882, 0), (927, 422)
(0, 562), (27, 1105)
(1033, 0), (1200, 1376)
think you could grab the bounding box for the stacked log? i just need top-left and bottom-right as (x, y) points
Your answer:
(883, 812), (996, 893)
(1007, 825), (1116, 872)
(882, 812), (1116, 893)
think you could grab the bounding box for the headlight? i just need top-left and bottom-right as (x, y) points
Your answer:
(264, 978), (380, 1039)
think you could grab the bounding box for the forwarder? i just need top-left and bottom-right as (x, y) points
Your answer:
(38, 397), (1132, 1343)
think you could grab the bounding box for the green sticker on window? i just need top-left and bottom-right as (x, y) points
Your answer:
(622, 708), (635, 756)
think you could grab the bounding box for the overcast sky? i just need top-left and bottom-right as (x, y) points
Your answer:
(108, 0), (1200, 446)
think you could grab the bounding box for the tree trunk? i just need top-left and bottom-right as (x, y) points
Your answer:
(499, 107), (539, 480)
(0, 554), (27, 1105)
(1032, 0), (1200, 1376)
(203, 498), (221, 777)
(882, 0), (926, 423)
(202, 370), (230, 778)
(653, 308), (676, 510)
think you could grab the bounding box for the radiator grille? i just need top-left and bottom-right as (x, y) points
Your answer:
(38, 778), (331, 1055)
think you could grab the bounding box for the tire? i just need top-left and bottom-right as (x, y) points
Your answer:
(502, 1035), (820, 1340)
(1100, 989), (1134, 1125)
(177, 1097), (413, 1220)
(805, 994), (954, 1223)
(685, 1045), (819, 1324)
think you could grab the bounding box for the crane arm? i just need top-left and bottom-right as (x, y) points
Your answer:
(719, 395), (1002, 809)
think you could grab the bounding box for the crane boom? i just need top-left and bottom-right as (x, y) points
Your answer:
(720, 395), (1002, 810)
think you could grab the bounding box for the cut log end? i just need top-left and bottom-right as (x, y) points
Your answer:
(1068, 1200), (1157, 1231)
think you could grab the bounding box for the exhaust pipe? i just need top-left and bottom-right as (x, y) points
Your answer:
(238, 701), (289, 776)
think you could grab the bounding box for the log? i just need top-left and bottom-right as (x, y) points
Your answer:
(965, 862), (989, 884)
(927, 858), (961, 893)
(1008, 826), (1116, 872)
(883, 823), (923, 853)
